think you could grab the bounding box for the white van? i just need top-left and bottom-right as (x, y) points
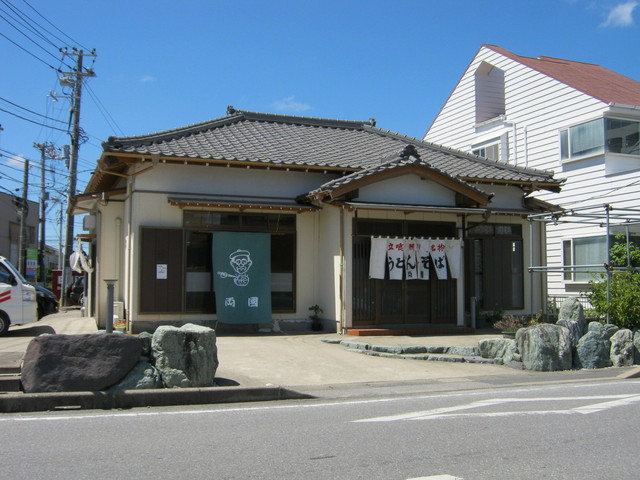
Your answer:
(0, 256), (37, 335)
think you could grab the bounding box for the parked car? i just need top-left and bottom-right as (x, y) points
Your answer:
(66, 276), (85, 306)
(35, 285), (59, 319)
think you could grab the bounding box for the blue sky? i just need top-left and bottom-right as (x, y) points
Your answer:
(1, 0), (639, 246)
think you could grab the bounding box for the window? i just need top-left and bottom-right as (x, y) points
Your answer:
(466, 223), (523, 310)
(561, 117), (640, 161)
(472, 143), (500, 161)
(563, 236), (608, 282)
(606, 118), (640, 156)
(563, 235), (640, 282)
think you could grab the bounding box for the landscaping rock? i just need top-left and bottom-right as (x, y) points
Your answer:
(21, 333), (142, 393)
(446, 346), (480, 356)
(603, 324), (620, 340)
(478, 338), (517, 364)
(558, 297), (585, 324)
(556, 319), (586, 348)
(515, 324), (572, 371)
(576, 323), (612, 369)
(138, 331), (153, 356)
(107, 359), (163, 391)
(634, 331), (640, 365)
(610, 329), (635, 367)
(151, 324), (218, 388)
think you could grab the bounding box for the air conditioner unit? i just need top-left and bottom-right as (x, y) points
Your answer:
(83, 214), (96, 232)
(113, 301), (125, 320)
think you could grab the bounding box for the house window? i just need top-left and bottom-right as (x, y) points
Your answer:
(562, 236), (608, 282)
(562, 235), (640, 282)
(605, 118), (640, 156)
(560, 117), (640, 162)
(466, 223), (523, 310)
(472, 143), (500, 161)
(183, 211), (296, 313)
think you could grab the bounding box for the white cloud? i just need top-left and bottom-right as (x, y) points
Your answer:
(138, 75), (157, 83)
(272, 96), (311, 113)
(7, 154), (26, 167)
(602, 1), (638, 26)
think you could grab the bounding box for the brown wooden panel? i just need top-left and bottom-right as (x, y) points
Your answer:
(140, 228), (183, 313)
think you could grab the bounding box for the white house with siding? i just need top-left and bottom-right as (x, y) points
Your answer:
(425, 44), (640, 307)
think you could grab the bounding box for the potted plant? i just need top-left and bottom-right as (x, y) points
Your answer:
(114, 320), (127, 333)
(492, 314), (532, 338)
(309, 304), (323, 332)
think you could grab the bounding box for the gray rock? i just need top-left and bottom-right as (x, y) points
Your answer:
(610, 329), (635, 367)
(576, 328), (612, 369)
(603, 324), (620, 340)
(478, 338), (517, 364)
(558, 297), (585, 324)
(515, 324), (572, 371)
(138, 331), (153, 356)
(107, 359), (163, 391)
(556, 319), (587, 348)
(21, 333), (142, 393)
(634, 331), (640, 365)
(446, 346), (480, 356)
(151, 324), (218, 388)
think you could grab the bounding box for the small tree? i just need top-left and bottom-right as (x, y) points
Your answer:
(587, 234), (640, 329)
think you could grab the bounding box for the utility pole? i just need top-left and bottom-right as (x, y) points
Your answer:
(18, 158), (29, 276)
(34, 142), (67, 285)
(56, 48), (96, 306)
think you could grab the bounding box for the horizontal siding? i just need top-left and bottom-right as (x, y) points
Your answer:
(425, 45), (639, 298)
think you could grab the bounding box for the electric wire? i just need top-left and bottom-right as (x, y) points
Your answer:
(0, 0), (58, 50)
(0, 96), (67, 124)
(0, 106), (69, 132)
(20, 0), (91, 52)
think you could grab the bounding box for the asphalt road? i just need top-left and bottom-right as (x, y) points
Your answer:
(2, 379), (639, 479)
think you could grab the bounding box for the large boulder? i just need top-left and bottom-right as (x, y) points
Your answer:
(556, 319), (586, 348)
(558, 297), (585, 324)
(515, 324), (572, 371)
(151, 324), (218, 388)
(635, 331), (640, 365)
(21, 333), (142, 393)
(478, 338), (516, 364)
(107, 359), (163, 391)
(610, 329), (635, 367)
(576, 322), (612, 369)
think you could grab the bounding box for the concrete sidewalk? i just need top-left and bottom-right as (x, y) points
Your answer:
(0, 309), (635, 412)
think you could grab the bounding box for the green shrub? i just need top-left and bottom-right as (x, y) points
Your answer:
(588, 270), (640, 329)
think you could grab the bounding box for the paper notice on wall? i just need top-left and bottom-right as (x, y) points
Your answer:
(156, 264), (167, 280)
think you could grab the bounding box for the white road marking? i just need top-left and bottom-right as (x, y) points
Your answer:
(354, 394), (640, 422)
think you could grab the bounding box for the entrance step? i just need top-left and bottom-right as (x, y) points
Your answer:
(346, 326), (475, 336)
(322, 338), (498, 365)
(0, 374), (22, 392)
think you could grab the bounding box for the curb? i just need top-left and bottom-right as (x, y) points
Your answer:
(0, 386), (314, 413)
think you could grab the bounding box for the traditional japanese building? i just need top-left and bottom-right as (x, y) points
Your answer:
(74, 107), (562, 333)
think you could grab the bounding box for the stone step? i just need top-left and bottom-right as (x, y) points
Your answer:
(345, 348), (498, 364)
(0, 374), (22, 392)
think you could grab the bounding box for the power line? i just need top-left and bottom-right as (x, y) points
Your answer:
(0, 0), (58, 50)
(0, 96), (67, 124)
(21, 0), (91, 52)
(85, 83), (124, 136)
(0, 106), (69, 132)
(0, 30), (59, 71)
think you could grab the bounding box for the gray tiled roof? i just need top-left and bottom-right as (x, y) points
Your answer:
(312, 144), (489, 199)
(101, 107), (562, 189)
